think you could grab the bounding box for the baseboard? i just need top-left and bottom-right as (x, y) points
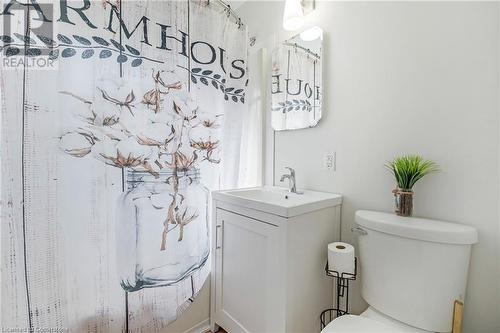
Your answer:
(182, 318), (210, 333)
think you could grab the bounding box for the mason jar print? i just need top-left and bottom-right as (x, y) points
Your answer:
(116, 168), (209, 291)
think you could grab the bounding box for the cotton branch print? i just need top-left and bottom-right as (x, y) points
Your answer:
(59, 70), (222, 250)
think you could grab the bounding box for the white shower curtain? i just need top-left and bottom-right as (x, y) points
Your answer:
(0, 0), (258, 331)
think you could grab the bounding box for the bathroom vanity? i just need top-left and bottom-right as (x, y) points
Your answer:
(210, 187), (342, 333)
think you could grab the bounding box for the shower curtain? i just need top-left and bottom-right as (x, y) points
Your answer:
(1, 1), (250, 331)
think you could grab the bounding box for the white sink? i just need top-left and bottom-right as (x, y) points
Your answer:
(212, 186), (342, 217)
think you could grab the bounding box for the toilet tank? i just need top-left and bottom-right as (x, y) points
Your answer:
(355, 210), (478, 333)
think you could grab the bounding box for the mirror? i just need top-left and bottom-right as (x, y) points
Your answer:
(271, 26), (323, 131)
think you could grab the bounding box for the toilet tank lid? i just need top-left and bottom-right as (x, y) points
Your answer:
(355, 210), (478, 245)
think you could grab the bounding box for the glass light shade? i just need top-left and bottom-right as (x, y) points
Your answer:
(283, 0), (304, 31)
(300, 26), (323, 41)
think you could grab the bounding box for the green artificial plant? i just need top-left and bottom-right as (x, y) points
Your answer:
(385, 155), (440, 191)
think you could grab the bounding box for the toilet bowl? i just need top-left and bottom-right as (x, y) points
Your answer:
(322, 210), (478, 333)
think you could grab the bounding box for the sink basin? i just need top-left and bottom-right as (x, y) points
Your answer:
(212, 186), (342, 217)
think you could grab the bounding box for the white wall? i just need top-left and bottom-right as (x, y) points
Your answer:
(238, 1), (500, 332)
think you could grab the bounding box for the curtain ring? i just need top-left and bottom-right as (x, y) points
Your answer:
(237, 17), (242, 29)
(226, 5), (231, 18)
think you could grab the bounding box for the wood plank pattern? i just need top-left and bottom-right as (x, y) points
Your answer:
(19, 3), (126, 332)
(23, 70), (68, 330)
(0, 8), (30, 331)
(53, 4), (126, 332)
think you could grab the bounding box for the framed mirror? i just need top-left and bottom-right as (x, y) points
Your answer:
(271, 26), (323, 131)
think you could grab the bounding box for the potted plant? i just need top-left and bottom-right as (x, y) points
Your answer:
(385, 155), (439, 217)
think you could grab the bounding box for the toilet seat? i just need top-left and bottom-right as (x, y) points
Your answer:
(321, 308), (429, 333)
(322, 315), (405, 333)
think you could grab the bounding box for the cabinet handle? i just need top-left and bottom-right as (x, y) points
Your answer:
(216, 224), (222, 249)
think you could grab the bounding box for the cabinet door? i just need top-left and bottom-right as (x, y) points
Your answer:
(214, 209), (285, 333)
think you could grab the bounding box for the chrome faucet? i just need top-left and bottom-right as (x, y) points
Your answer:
(280, 167), (301, 194)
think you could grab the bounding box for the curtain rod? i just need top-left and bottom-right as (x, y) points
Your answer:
(283, 42), (321, 59)
(207, 0), (244, 28)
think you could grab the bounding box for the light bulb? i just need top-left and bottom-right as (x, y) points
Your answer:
(283, 0), (304, 31)
(300, 26), (323, 41)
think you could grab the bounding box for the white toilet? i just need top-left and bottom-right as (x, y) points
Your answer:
(323, 210), (478, 333)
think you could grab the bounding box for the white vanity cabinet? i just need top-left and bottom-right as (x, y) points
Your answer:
(210, 187), (342, 333)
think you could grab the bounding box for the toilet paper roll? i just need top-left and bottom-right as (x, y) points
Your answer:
(327, 242), (355, 275)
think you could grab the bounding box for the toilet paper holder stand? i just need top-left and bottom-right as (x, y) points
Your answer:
(320, 257), (358, 329)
